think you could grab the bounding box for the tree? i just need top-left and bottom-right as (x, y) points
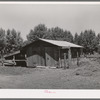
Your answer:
(44, 27), (73, 42)
(27, 25), (74, 43)
(63, 30), (73, 42)
(44, 27), (64, 40)
(27, 24), (48, 42)
(78, 32), (84, 46)
(0, 28), (6, 56)
(96, 33), (100, 53)
(96, 33), (100, 44)
(23, 40), (31, 47)
(5, 29), (23, 53)
(79, 30), (97, 54)
(74, 33), (79, 44)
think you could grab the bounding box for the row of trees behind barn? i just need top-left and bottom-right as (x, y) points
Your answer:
(0, 24), (100, 57)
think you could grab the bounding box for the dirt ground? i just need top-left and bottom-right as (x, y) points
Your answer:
(0, 57), (100, 89)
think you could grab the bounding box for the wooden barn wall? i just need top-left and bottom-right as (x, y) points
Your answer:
(26, 40), (60, 67)
(45, 47), (59, 67)
(15, 54), (25, 60)
(26, 46), (45, 66)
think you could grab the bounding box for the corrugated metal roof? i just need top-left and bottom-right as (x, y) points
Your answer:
(39, 38), (83, 48)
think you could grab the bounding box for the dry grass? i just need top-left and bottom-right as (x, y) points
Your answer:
(0, 57), (100, 89)
(74, 57), (100, 77)
(0, 66), (39, 75)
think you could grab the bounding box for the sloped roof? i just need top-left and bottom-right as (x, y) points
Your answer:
(4, 50), (20, 58)
(4, 39), (82, 58)
(39, 38), (83, 48)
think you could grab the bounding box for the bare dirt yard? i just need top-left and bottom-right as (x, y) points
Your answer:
(0, 57), (100, 89)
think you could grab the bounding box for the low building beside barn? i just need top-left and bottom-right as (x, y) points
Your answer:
(4, 50), (26, 66)
(22, 38), (83, 68)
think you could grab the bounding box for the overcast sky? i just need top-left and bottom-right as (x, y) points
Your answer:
(0, 3), (100, 40)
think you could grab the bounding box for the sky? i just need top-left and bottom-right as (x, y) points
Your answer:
(0, 3), (100, 40)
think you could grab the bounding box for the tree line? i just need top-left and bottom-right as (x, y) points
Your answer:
(0, 24), (100, 57)
(0, 28), (23, 56)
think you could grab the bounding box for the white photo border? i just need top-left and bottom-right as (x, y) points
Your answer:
(0, 1), (100, 99)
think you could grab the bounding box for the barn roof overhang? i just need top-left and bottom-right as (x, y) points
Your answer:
(61, 46), (83, 49)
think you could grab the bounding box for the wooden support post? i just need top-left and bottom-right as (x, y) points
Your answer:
(25, 54), (27, 59)
(59, 48), (61, 68)
(25, 54), (28, 67)
(13, 55), (15, 61)
(68, 47), (71, 68)
(13, 55), (15, 66)
(64, 53), (67, 69)
(81, 48), (83, 57)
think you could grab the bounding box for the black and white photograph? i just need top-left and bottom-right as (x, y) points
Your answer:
(0, 2), (100, 90)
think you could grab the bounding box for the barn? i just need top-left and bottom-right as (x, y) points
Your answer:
(22, 38), (83, 68)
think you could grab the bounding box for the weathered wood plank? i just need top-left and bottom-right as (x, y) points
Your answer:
(68, 47), (71, 68)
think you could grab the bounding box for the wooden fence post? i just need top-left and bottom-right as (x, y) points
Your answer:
(1, 55), (4, 66)
(77, 51), (79, 66)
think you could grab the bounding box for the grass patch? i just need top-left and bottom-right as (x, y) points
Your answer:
(0, 66), (40, 75)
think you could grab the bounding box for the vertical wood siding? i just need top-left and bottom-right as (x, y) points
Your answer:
(26, 46), (45, 67)
(45, 47), (59, 67)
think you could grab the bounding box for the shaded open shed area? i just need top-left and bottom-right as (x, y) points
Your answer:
(4, 51), (27, 67)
